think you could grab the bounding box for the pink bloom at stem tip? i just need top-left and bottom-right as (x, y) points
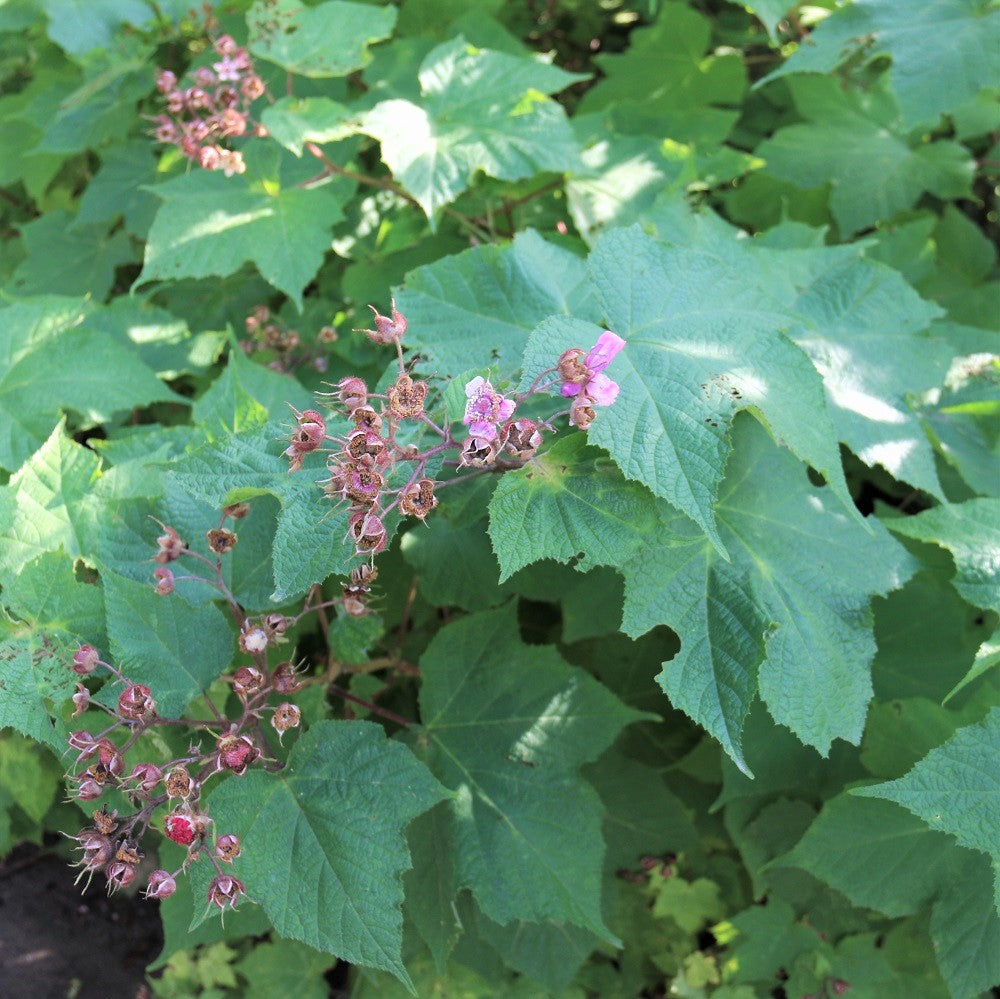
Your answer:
(560, 330), (625, 406)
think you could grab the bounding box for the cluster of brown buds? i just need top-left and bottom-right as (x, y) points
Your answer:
(65, 645), (251, 916)
(242, 304), (337, 374)
(152, 34), (265, 176)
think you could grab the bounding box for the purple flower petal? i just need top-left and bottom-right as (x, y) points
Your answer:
(468, 420), (498, 441)
(561, 381), (583, 398)
(586, 331), (626, 374)
(587, 373), (619, 407)
(498, 399), (516, 421)
(465, 375), (486, 399)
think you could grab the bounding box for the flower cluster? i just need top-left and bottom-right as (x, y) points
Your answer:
(242, 304), (336, 374)
(152, 35), (265, 176)
(62, 507), (318, 917)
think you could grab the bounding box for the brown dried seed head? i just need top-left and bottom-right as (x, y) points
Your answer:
(387, 374), (429, 420)
(206, 528), (238, 554)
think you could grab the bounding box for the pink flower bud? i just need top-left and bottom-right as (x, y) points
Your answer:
(272, 661), (302, 694)
(193, 66), (216, 89)
(145, 869), (177, 900)
(128, 763), (163, 794)
(359, 300), (406, 345)
(72, 683), (90, 716)
(335, 376), (368, 413)
(72, 644), (100, 675)
(153, 566), (175, 595)
(216, 734), (260, 776)
(118, 684), (156, 721)
(154, 522), (186, 563)
(232, 665), (264, 697)
(155, 69), (178, 94)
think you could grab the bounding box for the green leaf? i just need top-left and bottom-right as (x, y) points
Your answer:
(488, 433), (660, 582)
(136, 149), (347, 310)
(779, 793), (961, 917)
(103, 570), (233, 717)
(395, 229), (596, 377)
(75, 140), (161, 237)
(248, 0), (397, 78)
(0, 296), (181, 471)
(756, 76), (974, 236)
(0, 424), (102, 577)
(578, 2), (746, 126)
(722, 0), (795, 40)
(716, 897), (820, 985)
(585, 225), (856, 550)
(855, 708), (1000, 858)
(236, 939), (335, 999)
(0, 551), (105, 749)
(620, 418), (914, 766)
(40, 0), (153, 56)
(260, 97), (355, 156)
(363, 37), (585, 220)
(0, 731), (62, 823)
(166, 424), (353, 602)
(203, 720), (448, 987)
(860, 698), (958, 780)
(416, 604), (648, 939)
(885, 499), (1000, 614)
(759, 0), (1000, 129)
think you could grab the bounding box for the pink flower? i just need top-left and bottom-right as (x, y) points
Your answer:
(463, 376), (515, 441)
(560, 331), (626, 407)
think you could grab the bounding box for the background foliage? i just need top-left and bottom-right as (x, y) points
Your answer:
(0, 0), (998, 996)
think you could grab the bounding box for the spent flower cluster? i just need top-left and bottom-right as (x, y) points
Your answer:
(152, 34), (265, 176)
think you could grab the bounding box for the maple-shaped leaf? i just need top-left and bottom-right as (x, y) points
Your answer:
(412, 604), (649, 938)
(248, 0), (397, 78)
(584, 225), (857, 552)
(395, 229), (597, 377)
(755, 76), (973, 236)
(0, 296), (182, 471)
(855, 708), (1000, 859)
(621, 418), (913, 768)
(201, 720), (448, 988)
(136, 145), (349, 310)
(363, 37), (585, 221)
(260, 97), (355, 157)
(0, 551), (105, 749)
(760, 0), (1000, 130)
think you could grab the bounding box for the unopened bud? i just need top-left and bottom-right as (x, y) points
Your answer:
(72, 644), (100, 675)
(118, 684), (156, 721)
(72, 683), (90, 716)
(232, 665), (264, 697)
(153, 566), (175, 595)
(129, 763), (163, 794)
(359, 299), (407, 345)
(264, 613), (288, 638)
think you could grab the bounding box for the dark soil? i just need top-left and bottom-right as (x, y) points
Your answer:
(0, 842), (162, 999)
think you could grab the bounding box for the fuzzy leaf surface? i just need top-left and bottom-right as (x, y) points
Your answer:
(203, 720), (448, 987)
(415, 604), (647, 938)
(363, 38), (585, 219)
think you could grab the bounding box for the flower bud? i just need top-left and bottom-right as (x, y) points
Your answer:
(335, 376), (367, 412)
(263, 613), (288, 638)
(359, 300), (407, 345)
(241, 74), (265, 100)
(154, 522), (186, 563)
(215, 834), (242, 863)
(153, 566), (175, 595)
(146, 869), (177, 900)
(155, 69), (178, 94)
(72, 644), (100, 675)
(129, 763), (163, 794)
(106, 861), (138, 892)
(68, 729), (97, 753)
(398, 478), (438, 521)
(207, 874), (246, 912)
(198, 144), (222, 171)
(118, 683), (156, 721)
(72, 683), (90, 716)
(193, 66), (216, 89)
(216, 734), (260, 776)
(206, 528), (238, 555)
(272, 661), (302, 694)
(77, 777), (103, 801)
(271, 702), (301, 735)
(214, 34), (238, 56)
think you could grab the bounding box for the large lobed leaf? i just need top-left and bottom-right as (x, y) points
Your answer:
(363, 37), (585, 220)
(412, 604), (649, 939)
(203, 720), (448, 988)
